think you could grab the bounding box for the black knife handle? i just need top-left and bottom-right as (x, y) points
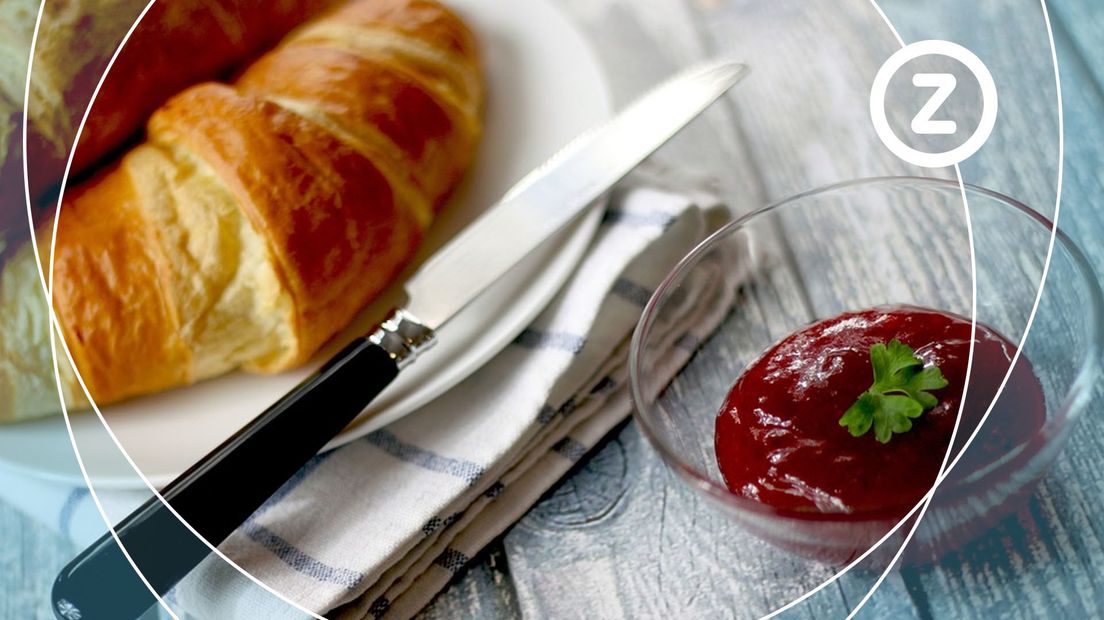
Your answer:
(52, 309), (435, 620)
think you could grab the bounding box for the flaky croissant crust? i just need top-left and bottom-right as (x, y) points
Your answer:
(0, 0), (483, 419)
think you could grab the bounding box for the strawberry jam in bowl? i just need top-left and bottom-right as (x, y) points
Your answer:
(715, 305), (1045, 520)
(629, 178), (1102, 565)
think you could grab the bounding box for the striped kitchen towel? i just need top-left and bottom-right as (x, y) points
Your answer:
(4, 179), (738, 619)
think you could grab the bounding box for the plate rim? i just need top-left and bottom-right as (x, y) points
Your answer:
(0, 0), (613, 490)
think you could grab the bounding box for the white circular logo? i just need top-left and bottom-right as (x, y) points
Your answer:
(870, 40), (998, 168)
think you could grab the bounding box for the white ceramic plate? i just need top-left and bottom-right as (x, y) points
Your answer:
(0, 0), (610, 489)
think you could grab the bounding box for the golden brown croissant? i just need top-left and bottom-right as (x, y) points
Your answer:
(0, 0), (483, 421)
(1, 0), (346, 247)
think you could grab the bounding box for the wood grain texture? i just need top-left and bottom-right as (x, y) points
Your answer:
(417, 544), (521, 620)
(509, 425), (857, 619)
(878, 0), (1061, 211)
(1049, 0), (1104, 95)
(852, 2), (1104, 619)
(4, 1), (1102, 619)
(499, 0), (936, 617)
(883, 1), (1104, 617)
(496, 0), (1104, 619)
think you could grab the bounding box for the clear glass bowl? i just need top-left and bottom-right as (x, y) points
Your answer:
(629, 177), (1102, 564)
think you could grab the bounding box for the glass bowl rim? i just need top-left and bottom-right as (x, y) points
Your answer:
(628, 175), (1104, 523)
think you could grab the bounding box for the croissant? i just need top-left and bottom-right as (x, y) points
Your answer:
(1, 0), (345, 247)
(0, 0), (483, 422)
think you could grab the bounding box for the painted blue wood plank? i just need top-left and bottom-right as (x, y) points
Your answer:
(1050, 0), (1104, 92)
(504, 1), (1104, 619)
(417, 544), (521, 620)
(850, 0), (1104, 618)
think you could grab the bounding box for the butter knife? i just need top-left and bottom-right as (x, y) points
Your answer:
(52, 59), (748, 620)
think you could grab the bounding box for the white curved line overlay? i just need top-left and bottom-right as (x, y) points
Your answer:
(843, 165), (976, 620)
(761, 1), (1064, 618)
(844, 2), (1065, 615)
(23, 1), (327, 617)
(24, 2), (177, 618)
(760, 3), (977, 616)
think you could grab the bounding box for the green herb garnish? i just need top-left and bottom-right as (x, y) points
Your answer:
(838, 339), (949, 443)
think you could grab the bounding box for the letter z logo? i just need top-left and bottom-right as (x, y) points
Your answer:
(910, 73), (957, 135)
(871, 40), (997, 168)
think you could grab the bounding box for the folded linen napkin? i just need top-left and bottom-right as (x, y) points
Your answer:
(0, 179), (736, 619)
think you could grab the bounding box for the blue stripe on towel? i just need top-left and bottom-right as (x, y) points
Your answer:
(58, 488), (89, 539)
(368, 596), (391, 618)
(538, 397), (580, 425)
(511, 329), (586, 354)
(559, 398), (578, 418)
(433, 548), (470, 574)
(244, 523), (363, 589)
(537, 404), (557, 424)
(422, 511), (464, 537)
(589, 376), (618, 396)
(483, 481), (506, 499)
(552, 437), (589, 462)
(611, 278), (652, 307)
(365, 430), (484, 485)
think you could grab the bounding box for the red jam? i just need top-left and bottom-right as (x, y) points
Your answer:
(714, 306), (1046, 517)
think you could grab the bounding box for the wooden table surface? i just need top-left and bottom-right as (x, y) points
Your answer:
(3, 0), (1102, 618)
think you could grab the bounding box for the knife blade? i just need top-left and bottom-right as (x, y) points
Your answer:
(51, 59), (748, 620)
(407, 59), (748, 328)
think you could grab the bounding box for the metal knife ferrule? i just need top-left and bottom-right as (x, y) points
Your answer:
(50, 59), (746, 620)
(368, 308), (437, 369)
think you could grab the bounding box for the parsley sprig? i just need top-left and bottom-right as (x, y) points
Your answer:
(838, 339), (949, 443)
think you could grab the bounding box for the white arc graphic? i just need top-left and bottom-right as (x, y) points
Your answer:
(23, 2), (328, 618)
(870, 39), (998, 168)
(763, 2), (1062, 619)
